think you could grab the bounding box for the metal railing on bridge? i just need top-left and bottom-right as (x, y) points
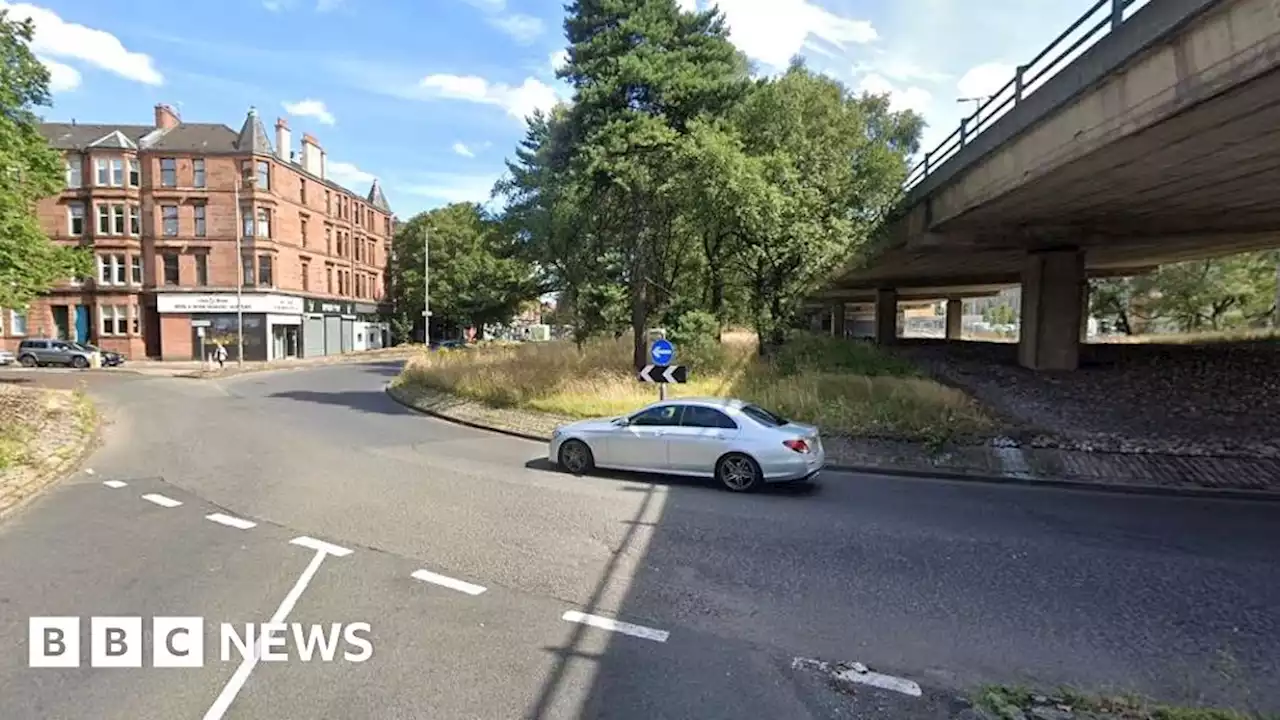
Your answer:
(903, 0), (1149, 193)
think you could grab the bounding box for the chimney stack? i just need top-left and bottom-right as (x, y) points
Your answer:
(275, 118), (291, 163)
(154, 103), (180, 130)
(301, 133), (325, 178)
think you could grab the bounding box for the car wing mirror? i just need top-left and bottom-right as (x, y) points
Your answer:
(613, 417), (630, 426)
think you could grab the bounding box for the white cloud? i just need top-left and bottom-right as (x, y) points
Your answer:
(418, 74), (559, 121)
(490, 14), (544, 44)
(1, 1), (163, 85)
(550, 49), (569, 74)
(677, 0), (697, 11)
(854, 58), (948, 84)
(38, 55), (80, 93)
(327, 160), (376, 188)
(406, 173), (502, 205)
(714, 0), (876, 69)
(957, 62), (1015, 99)
(452, 142), (475, 158)
(283, 98), (337, 125)
(857, 73), (931, 114)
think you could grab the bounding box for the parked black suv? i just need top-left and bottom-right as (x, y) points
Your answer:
(73, 343), (125, 367)
(16, 339), (96, 369)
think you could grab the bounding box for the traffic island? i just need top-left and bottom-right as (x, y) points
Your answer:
(0, 384), (99, 519)
(959, 686), (1261, 720)
(386, 335), (1280, 499)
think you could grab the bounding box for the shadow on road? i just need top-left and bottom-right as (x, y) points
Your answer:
(267, 389), (418, 415)
(522, 457), (821, 498)
(357, 360), (407, 377)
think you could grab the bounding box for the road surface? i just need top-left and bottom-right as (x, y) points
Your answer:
(0, 362), (1276, 719)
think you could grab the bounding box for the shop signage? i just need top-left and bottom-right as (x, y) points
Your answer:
(304, 299), (356, 316)
(353, 303), (380, 315)
(157, 293), (304, 315)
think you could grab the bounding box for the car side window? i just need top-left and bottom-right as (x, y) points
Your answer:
(681, 406), (737, 429)
(630, 405), (682, 427)
(52, 342), (71, 351)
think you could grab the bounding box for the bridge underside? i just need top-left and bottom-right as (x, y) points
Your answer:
(816, 64), (1280, 371)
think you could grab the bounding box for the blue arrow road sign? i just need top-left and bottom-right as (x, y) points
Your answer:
(650, 338), (675, 365)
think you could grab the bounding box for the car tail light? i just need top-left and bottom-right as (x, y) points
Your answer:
(783, 439), (809, 454)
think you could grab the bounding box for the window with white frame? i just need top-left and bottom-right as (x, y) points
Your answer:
(112, 204), (126, 235)
(131, 304), (140, 335)
(95, 158), (109, 186)
(131, 255), (143, 285)
(10, 310), (28, 336)
(193, 159), (206, 188)
(129, 158), (140, 187)
(66, 155), (82, 188)
(256, 208), (271, 238)
(68, 203), (84, 236)
(97, 253), (126, 285)
(99, 305), (127, 336)
(110, 158), (124, 187)
(194, 204), (206, 237)
(96, 204), (110, 234)
(129, 204), (140, 235)
(241, 205), (253, 238)
(256, 160), (270, 190)
(160, 158), (176, 187)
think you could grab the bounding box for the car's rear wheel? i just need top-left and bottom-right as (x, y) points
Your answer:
(71, 356), (89, 369)
(18, 355), (36, 368)
(558, 439), (595, 475)
(717, 453), (763, 493)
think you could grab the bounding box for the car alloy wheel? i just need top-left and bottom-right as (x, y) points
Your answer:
(558, 440), (594, 475)
(717, 453), (762, 492)
(71, 356), (89, 369)
(19, 355), (36, 368)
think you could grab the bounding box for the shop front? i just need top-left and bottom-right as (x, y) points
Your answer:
(156, 292), (304, 362)
(354, 302), (390, 350)
(302, 298), (356, 358)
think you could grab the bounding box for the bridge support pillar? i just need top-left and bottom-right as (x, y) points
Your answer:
(1018, 248), (1084, 371)
(831, 302), (846, 338)
(875, 289), (897, 345)
(945, 296), (964, 340)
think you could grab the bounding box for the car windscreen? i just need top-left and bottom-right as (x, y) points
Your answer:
(740, 404), (788, 427)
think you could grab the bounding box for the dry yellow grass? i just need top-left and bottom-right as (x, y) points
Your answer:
(1095, 327), (1280, 344)
(397, 334), (996, 441)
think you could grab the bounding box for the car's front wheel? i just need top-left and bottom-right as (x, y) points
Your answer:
(716, 453), (763, 493)
(558, 439), (595, 476)
(71, 356), (89, 369)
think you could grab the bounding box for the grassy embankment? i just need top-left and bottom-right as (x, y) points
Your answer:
(397, 332), (996, 442)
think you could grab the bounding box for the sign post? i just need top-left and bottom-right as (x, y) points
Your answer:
(649, 336), (675, 400)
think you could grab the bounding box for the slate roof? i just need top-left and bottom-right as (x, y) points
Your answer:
(234, 108), (273, 155)
(40, 109), (387, 211)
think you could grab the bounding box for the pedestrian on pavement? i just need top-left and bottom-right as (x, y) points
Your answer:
(214, 341), (227, 369)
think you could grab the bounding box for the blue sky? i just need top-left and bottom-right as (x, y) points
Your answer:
(6, 0), (1130, 219)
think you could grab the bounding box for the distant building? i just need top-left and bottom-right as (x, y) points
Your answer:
(1, 104), (393, 360)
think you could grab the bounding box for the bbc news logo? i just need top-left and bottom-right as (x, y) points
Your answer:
(29, 617), (373, 668)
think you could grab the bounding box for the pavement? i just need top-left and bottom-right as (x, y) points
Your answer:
(0, 361), (1277, 719)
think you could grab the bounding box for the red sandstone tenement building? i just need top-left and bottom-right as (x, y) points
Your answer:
(0, 104), (393, 361)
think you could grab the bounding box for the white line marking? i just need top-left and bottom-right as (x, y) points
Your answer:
(289, 535), (353, 557)
(141, 493), (182, 508)
(205, 513), (257, 530)
(834, 666), (922, 697)
(102, 480), (127, 489)
(410, 569), (487, 596)
(202, 543), (344, 720)
(561, 610), (669, 643)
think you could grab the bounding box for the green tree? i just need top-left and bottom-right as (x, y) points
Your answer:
(1152, 252), (1277, 332)
(732, 64), (922, 352)
(390, 203), (538, 333)
(559, 0), (749, 368)
(0, 12), (90, 310)
(982, 304), (1017, 326)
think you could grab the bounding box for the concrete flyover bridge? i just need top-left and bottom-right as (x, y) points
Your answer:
(816, 0), (1280, 370)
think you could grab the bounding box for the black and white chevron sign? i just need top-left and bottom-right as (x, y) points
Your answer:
(638, 364), (688, 384)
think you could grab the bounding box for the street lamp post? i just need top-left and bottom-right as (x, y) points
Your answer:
(430, 225), (435, 345)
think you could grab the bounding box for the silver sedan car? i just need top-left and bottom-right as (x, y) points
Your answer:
(549, 397), (825, 492)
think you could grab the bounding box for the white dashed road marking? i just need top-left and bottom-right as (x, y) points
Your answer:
(102, 480), (127, 489)
(205, 513), (257, 530)
(289, 535), (353, 557)
(410, 569), (487, 596)
(141, 493), (182, 508)
(561, 610), (669, 643)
